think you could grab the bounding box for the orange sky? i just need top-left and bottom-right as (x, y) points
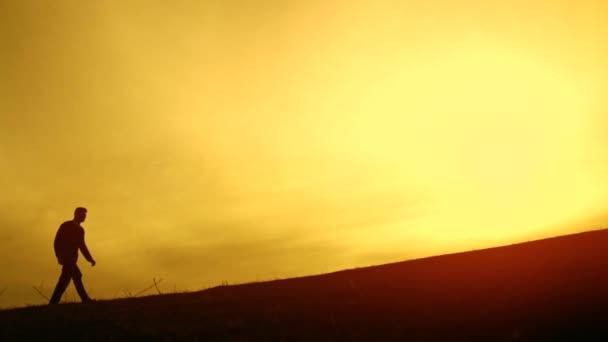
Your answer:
(1, 0), (607, 307)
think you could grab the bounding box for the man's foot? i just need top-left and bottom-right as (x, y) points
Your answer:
(82, 298), (96, 304)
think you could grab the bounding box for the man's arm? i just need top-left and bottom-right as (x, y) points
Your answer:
(54, 226), (64, 264)
(79, 230), (96, 266)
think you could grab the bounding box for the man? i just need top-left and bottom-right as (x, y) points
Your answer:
(49, 207), (96, 304)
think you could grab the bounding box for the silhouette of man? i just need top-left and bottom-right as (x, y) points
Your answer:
(49, 207), (96, 304)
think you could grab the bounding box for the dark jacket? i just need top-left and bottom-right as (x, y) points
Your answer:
(54, 221), (93, 265)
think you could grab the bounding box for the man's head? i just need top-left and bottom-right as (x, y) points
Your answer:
(74, 207), (87, 223)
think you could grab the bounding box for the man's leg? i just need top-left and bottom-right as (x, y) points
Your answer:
(71, 264), (92, 302)
(49, 266), (71, 304)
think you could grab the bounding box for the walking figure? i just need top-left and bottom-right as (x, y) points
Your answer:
(49, 207), (96, 304)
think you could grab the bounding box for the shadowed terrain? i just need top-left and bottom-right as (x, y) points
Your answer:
(2, 228), (608, 341)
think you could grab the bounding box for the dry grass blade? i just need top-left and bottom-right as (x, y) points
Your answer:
(134, 278), (165, 297)
(153, 278), (163, 295)
(0, 288), (6, 297)
(33, 286), (50, 301)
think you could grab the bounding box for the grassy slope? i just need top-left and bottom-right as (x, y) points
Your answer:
(2, 229), (608, 341)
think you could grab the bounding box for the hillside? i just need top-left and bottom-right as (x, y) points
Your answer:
(2, 229), (608, 341)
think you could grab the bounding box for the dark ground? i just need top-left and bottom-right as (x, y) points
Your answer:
(2, 229), (608, 341)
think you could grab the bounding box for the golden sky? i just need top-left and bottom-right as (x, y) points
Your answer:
(1, 0), (607, 307)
